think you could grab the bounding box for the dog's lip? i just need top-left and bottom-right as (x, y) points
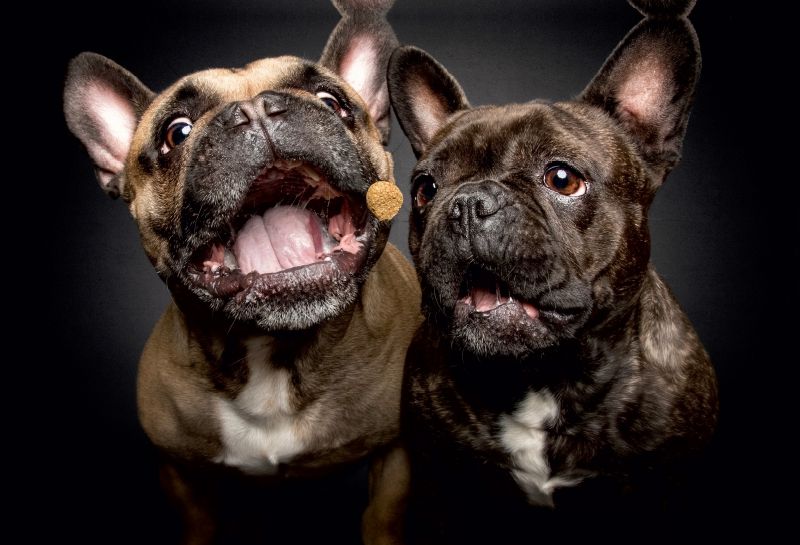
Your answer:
(186, 252), (366, 303)
(455, 296), (582, 330)
(459, 290), (539, 320)
(456, 271), (582, 326)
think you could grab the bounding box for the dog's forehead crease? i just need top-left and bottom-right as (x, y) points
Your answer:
(156, 57), (312, 106)
(427, 103), (618, 184)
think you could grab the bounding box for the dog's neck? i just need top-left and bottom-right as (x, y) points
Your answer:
(163, 283), (360, 394)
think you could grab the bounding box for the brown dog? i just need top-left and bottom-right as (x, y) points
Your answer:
(62, 1), (420, 543)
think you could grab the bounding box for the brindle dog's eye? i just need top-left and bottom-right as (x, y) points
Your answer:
(544, 166), (587, 197)
(414, 174), (438, 206)
(160, 117), (193, 154)
(316, 91), (346, 117)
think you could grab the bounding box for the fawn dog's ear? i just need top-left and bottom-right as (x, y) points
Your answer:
(63, 52), (154, 198)
(319, 0), (399, 145)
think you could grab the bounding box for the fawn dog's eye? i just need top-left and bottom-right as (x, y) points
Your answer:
(316, 91), (347, 117)
(160, 117), (193, 154)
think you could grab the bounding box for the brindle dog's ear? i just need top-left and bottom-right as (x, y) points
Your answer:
(386, 46), (470, 159)
(579, 16), (701, 185)
(319, 0), (399, 146)
(63, 52), (154, 199)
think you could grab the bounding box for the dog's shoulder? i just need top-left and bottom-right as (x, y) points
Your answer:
(634, 264), (719, 447)
(637, 265), (714, 382)
(136, 302), (225, 460)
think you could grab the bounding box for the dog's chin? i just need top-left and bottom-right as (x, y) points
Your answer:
(225, 263), (362, 330)
(176, 159), (376, 331)
(449, 300), (558, 358)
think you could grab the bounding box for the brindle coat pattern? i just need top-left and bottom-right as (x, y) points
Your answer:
(387, 3), (718, 543)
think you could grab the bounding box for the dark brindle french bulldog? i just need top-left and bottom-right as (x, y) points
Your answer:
(386, 1), (718, 543)
(63, 1), (421, 543)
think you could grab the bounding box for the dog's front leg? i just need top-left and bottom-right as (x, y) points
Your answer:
(361, 441), (410, 545)
(158, 457), (218, 545)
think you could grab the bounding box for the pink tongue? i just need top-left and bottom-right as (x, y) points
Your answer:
(468, 287), (538, 319)
(233, 206), (323, 275)
(472, 287), (503, 312)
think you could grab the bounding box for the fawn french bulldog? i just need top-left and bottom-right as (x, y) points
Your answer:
(63, 1), (420, 542)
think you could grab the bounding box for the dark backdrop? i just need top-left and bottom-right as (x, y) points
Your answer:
(31, 0), (790, 542)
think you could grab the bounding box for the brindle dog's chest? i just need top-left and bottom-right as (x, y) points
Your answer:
(498, 389), (593, 506)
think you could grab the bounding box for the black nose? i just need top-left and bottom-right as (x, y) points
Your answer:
(448, 180), (502, 235)
(222, 92), (288, 128)
(259, 92), (289, 117)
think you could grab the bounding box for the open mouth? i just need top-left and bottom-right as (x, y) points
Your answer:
(455, 266), (583, 327)
(186, 159), (371, 303)
(457, 267), (540, 320)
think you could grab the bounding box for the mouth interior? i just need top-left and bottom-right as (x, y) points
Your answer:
(459, 266), (539, 320)
(194, 159), (367, 276)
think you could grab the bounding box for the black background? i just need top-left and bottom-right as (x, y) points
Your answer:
(28, 0), (791, 542)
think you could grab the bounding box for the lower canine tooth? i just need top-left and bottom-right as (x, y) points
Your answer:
(224, 248), (239, 270)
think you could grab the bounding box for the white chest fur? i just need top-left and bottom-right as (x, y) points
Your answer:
(214, 339), (307, 475)
(499, 389), (582, 507)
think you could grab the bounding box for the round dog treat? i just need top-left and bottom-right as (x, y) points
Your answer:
(366, 181), (403, 221)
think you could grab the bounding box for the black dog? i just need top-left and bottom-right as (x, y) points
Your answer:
(386, 1), (718, 542)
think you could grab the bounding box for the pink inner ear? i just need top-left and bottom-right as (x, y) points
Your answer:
(339, 35), (381, 116)
(84, 82), (138, 177)
(409, 76), (450, 146)
(617, 55), (668, 127)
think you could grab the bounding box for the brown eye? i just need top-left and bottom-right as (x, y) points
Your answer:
(544, 166), (587, 197)
(316, 91), (346, 117)
(414, 174), (438, 207)
(160, 117), (193, 154)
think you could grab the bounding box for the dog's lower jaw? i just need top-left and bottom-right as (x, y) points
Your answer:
(237, 271), (361, 331)
(449, 301), (558, 357)
(177, 217), (382, 331)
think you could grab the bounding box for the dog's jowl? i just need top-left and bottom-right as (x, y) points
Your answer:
(63, 1), (421, 543)
(387, 2), (718, 543)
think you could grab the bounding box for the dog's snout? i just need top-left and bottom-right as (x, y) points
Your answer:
(221, 93), (288, 129)
(448, 181), (503, 234)
(258, 92), (289, 117)
(221, 101), (257, 129)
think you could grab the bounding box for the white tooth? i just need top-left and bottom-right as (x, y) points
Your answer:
(301, 164), (321, 182)
(224, 248), (239, 270)
(324, 256), (332, 262)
